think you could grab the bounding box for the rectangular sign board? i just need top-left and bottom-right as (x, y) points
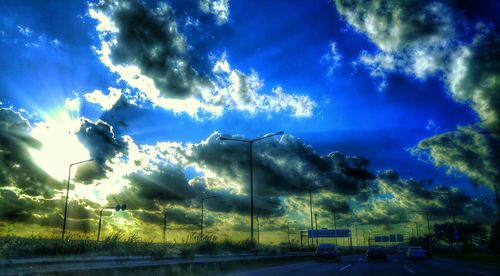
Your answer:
(375, 234), (405, 242)
(308, 229), (350, 238)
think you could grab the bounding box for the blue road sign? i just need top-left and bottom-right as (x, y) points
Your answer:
(308, 229), (350, 238)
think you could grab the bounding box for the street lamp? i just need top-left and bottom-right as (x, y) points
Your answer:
(431, 191), (459, 245)
(97, 204), (127, 242)
(287, 220), (296, 245)
(412, 210), (432, 254)
(314, 213), (318, 246)
(163, 209), (168, 243)
(293, 185), (328, 231)
(62, 158), (94, 240)
(431, 192), (460, 255)
(219, 131), (284, 241)
(201, 196), (216, 239)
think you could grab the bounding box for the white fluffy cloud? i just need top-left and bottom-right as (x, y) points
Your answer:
(335, 0), (500, 129)
(89, 0), (315, 119)
(83, 88), (122, 111)
(200, 0), (230, 25)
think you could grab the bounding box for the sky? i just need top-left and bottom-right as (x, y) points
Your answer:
(0, 0), (499, 244)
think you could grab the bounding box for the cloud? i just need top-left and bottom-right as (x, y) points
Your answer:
(127, 165), (196, 203)
(321, 41), (343, 74)
(335, 0), (499, 130)
(0, 108), (63, 197)
(75, 118), (128, 183)
(84, 88), (122, 111)
(89, 0), (316, 119)
(211, 55), (316, 118)
(200, 0), (229, 25)
(334, 0), (500, 195)
(412, 125), (500, 190)
(180, 132), (375, 202)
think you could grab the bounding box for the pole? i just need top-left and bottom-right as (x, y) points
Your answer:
(426, 211), (432, 255)
(287, 222), (291, 244)
(448, 193), (459, 243)
(315, 213), (318, 246)
(201, 198), (204, 239)
(258, 216), (260, 244)
(309, 190), (313, 230)
(354, 224), (358, 247)
(163, 211), (167, 243)
(250, 142), (254, 242)
(62, 164), (73, 240)
(97, 208), (104, 242)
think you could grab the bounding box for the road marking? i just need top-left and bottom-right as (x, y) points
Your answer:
(464, 269), (494, 276)
(339, 264), (352, 271)
(403, 266), (415, 274)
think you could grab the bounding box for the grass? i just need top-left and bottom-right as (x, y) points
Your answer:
(0, 233), (315, 259)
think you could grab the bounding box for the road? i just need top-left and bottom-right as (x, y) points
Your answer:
(228, 254), (499, 276)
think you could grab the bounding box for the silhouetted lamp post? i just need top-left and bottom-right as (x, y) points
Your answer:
(412, 210), (432, 254)
(163, 209), (168, 243)
(431, 191), (460, 253)
(97, 204), (127, 242)
(62, 158), (94, 240)
(219, 131), (284, 241)
(287, 220), (295, 245)
(201, 196), (216, 239)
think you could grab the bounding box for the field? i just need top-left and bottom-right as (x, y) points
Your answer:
(0, 233), (315, 259)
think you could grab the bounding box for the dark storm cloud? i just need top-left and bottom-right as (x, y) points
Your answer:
(0, 108), (62, 197)
(128, 165), (196, 203)
(412, 125), (500, 190)
(91, 0), (205, 99)
(184, 133), (375, 200)
(204, 189), (285, 217)
(75, 118), (128, 183)
(359, 170), (496, 227)
(318, 198), (351, 215)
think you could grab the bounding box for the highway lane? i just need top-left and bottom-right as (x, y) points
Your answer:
(228, 254), (499, 276)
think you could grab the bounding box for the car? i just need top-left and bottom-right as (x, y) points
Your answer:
(315, 243), (341, 262)
(366, 246), (388, 263)
(406, 246), (427, 260)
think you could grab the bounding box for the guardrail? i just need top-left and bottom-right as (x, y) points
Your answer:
(1, 252), (314, 275)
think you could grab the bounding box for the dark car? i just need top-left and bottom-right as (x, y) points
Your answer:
(366, 247), (388, 263)
(315, 243), (341, 262)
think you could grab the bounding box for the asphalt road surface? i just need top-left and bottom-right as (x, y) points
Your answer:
(228, 254), (499, 276)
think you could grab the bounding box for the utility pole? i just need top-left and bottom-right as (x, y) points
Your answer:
(314, 213), (318, 246)
(163, 209), (167, 243)
(201, 196), (216, 240)
(219, 131), (284, 242)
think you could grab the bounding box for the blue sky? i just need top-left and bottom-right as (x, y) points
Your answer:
(0, 0), (498, 240)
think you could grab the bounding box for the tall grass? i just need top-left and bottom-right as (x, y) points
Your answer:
(0, 232), (314, 259)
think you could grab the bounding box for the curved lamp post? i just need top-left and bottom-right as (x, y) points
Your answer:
(61, 158), (94, 240)
(97, 204), (127, 242)
(219, 131), (284, 242)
